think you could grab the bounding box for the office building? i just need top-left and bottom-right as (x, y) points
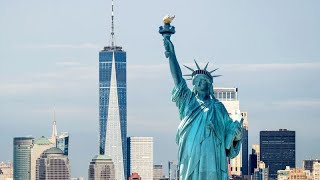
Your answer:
(13, 137), (34, 180)
(57, 132), (69, 156)
(30, 136), (55, 180)
(88, 155), (115, 180)
(153, 165), (164, 180)
(168, 161), (177, 180)
(260, 129), (295, 179)
(241, 112), (249, 175)
(127, 137), (153, 180)
(214, 87), (242, 176)
(36, 147), (70, 180)
(0, 161), (13, 180)
(99, 1), (127, 179)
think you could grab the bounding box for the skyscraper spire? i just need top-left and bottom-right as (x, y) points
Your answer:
(110, 0), (116, 47)
(52, 109), (58, 138)
(49, 109), (58, 145)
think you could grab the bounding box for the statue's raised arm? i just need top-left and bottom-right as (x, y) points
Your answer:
(159, 15), (183, 86)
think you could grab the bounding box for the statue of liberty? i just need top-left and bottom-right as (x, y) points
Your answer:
(159, 16), (243, 180)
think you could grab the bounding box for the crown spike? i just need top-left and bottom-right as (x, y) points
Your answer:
(212, 75), (222, 77)
(183, 74), (193, 76)
(194, 59), (201, 70)
(209, 68), (219, 74)
(204, 62), (209, 70)
(183, 65), (195, 72)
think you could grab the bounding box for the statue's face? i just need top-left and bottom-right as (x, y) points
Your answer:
(194, 77), (209, 94)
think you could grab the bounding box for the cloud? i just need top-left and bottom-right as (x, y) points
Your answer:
(272, 99), (320, 109)
(24, 43), (100, 49)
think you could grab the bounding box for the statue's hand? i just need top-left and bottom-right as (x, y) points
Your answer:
(163, 37), (175, 58)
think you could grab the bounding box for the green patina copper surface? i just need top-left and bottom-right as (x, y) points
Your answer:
(159, 17), (243, 180)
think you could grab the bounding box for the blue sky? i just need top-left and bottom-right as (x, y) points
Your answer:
(1, 0), (320, 178)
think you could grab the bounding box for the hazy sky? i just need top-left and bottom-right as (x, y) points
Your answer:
(1, 0), (320, 178)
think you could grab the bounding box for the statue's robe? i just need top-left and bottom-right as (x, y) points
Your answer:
(172, 80), (241, 180)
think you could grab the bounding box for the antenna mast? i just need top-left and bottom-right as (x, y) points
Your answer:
(110, 0), (115, 47)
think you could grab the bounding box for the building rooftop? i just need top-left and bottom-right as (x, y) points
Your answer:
(44, 147), (64, 154)
(34, 136), (52, 145)
(92, 154), (112, 161)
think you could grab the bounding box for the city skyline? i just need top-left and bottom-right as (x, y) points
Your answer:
(1, 0), (320, 178)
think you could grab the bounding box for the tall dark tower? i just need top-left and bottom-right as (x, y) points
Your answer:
(260, 129), (295, 180)
(241, 112), (249, 176)
(99, 0), (127, 179)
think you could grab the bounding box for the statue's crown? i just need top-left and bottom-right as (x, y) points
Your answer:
(183, 60), (221, 82)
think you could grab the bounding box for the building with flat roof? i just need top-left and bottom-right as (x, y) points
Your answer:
(0, 161), (13, 180)
(260, 129), (295, 179)
(13, 137), (34, 180)
(127, 137), (153, 180)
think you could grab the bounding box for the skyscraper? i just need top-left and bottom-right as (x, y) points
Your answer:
(127, 137), (153, 180)
(13, 137), (34, 180)
(88, 155), (115, 180)
(241, 112), (249, 176)
(30, 136), (55, 180)
(260, 129), (295, 179)
(35, 147), (70, 180)
(99, 1), (127, 179)
(214, 87), (242, 176)
(249, 144), (260, 175)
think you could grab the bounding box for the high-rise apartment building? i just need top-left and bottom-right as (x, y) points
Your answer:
(0, 161), (13, 180)
(30, 136), (55, 180)
(127, 137), (153, 180)
(36, 147), (70, 180)
(13, 137), (34, 180)
(260, 129), (295, 179)
(214, 87), (242, 176)
(88, 155), (115, 180)
(99, 1), (127, 179)
(153, 165), (164, 180)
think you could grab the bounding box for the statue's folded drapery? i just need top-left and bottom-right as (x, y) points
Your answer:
(172, 80), (241, 180)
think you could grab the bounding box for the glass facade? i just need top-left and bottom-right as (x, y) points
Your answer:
(260, 129), (295, 180)
(57, 132), (69, 156)
(13, 137), (34, 180)
(99, 46), (127, 180)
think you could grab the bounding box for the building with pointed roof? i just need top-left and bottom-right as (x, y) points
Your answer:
(98, 0), (127, 179)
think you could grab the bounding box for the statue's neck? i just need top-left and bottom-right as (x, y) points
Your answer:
(196, 92), (210, 101)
